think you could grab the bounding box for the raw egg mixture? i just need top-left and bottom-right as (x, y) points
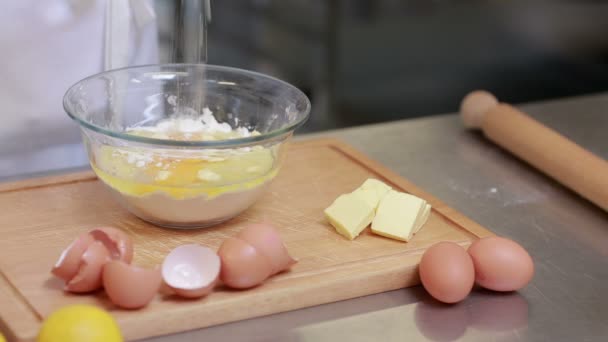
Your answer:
(91, 108), (278, 200)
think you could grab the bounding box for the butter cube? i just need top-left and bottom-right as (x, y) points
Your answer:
(371, 190), (426, 242)
(414, 204), (431, 234)
(324, 193), (375, 240)
(352, 178), (392, 209)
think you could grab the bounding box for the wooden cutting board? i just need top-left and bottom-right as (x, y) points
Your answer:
(0, 138), (493, 341)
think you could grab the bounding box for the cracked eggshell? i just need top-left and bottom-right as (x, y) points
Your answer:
(218, 238), (273, 289)
(103, 261), (162, 309)
(162, 244), (220, 298)
(236, 223), (296, 275)
(52, 232), (95, 281)
(89, 227), (134, 263)
(65, 241), (110, 293)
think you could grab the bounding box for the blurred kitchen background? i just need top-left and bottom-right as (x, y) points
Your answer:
(158, 0), (608, 132)
(1, 0), (608, 179)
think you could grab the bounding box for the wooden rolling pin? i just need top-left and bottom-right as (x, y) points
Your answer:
(460, 90), (608, 212)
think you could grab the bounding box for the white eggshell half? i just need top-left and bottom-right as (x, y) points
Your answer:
(162, 244), (220, 298)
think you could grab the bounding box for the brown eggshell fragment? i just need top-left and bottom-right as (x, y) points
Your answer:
(218, 237), (273, 289)
(51, 233), (95, 281)
(89, 227), (134, 263)
(103, 261), (162, 309)
(419, 242), (475, 304)
(162, 244), (220, 299)
(237, 223), (296, 275)
(467, 236), (534, 292)
(65, 241), (110, 293)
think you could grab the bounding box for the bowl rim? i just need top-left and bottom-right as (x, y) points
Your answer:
(63, 63), (311, 148)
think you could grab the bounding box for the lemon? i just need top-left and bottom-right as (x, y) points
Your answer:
(37, 305), (123, 342)
(0, 332), (6, 342)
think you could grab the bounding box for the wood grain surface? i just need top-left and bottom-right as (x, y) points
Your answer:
(0, 138), (493, 341)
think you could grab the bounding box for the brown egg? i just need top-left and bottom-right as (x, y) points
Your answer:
(467, 236), (534, 292)
(103, 261), (162, 309)
(218, 237), (273, 289)
(65, 241), (110, 293)
(52, 232), (95, 281)
(419, 242), (475, 304)
(89, 227), (134, 263)
(162, 244), (220, 299)
(236, 223), (296, 275)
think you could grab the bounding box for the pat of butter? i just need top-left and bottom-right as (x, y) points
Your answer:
(324, 193), (375, 240)
(414, 204), (431, 233)
(371, 190), (426, 242)
(352, 178), (392, 209)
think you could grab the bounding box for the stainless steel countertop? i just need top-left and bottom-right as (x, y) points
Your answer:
(2, 92), (607, 341)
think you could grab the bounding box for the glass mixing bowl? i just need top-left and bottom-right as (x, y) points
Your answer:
(64, 64), (310, 228)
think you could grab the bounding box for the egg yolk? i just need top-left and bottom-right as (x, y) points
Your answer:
(92, 142), (279, 200)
